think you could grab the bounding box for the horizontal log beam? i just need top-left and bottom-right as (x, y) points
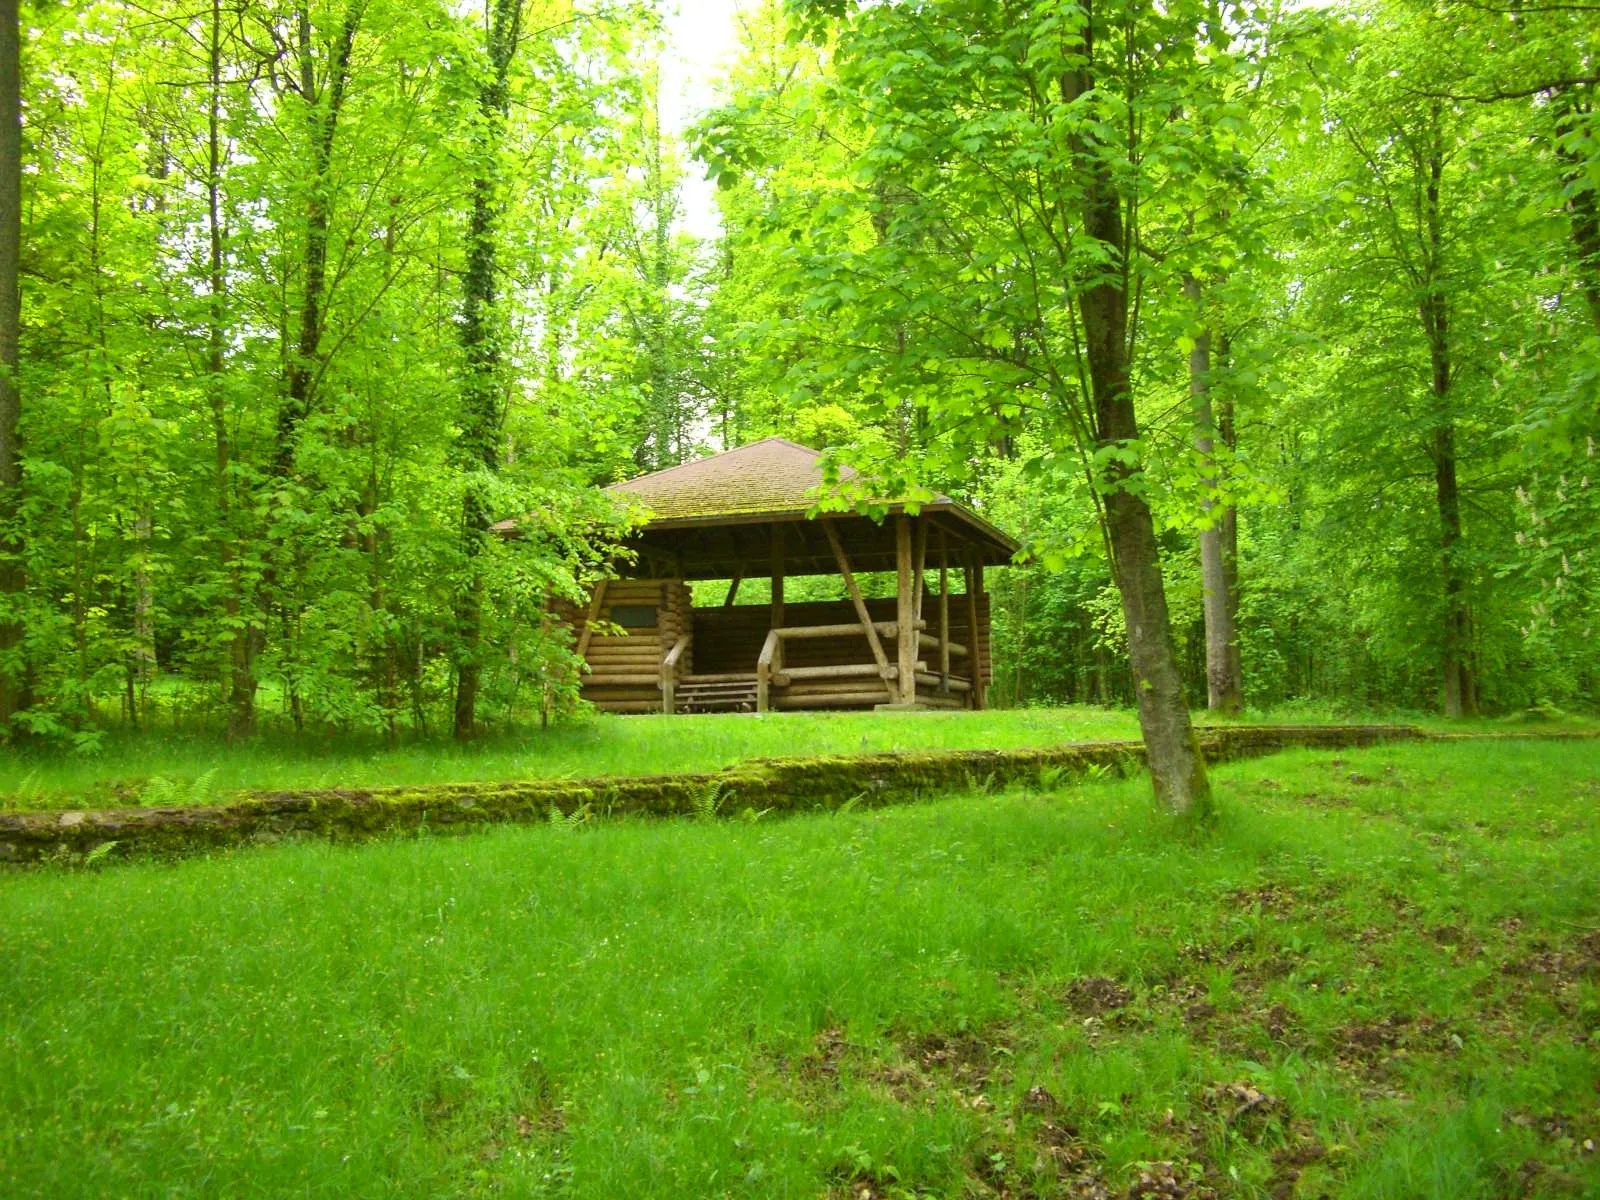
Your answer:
(773, 620), (926, 640)
(917, 632), (967, 657)
(776, 662), (924, 684)
(774, 691), (906, 709)
(585, 672), (661, 687)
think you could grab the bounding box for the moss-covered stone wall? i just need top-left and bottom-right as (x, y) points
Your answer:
(0, 725), (1426, 866)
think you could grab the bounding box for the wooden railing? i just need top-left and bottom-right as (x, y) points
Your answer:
(660, 632), (691, 714)
(756, 620), (928, 712)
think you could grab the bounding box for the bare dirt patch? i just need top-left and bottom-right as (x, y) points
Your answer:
(1331, 1013), (1459, 1078)
(797, 1025), (853, 1084)
(1500, 930), (1600, 999)
(1064, 976), (1134, 1015)
(907, 1028), (1006, 1093)
(1199, 1080), (1286, 1140)
(1126, 1160), (1217, 1199)
(1224, 884), (1301, 915)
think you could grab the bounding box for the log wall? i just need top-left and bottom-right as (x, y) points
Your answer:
(558, 582), (991, 713)
(555, 579), (693, 712)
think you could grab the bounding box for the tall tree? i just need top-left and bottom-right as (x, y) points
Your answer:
(276, 0), (365, 478)
(0, 0), (22, 732)
(1184, 273), (1243, 713)
(453, 0), (523, 739)
(1327, 64), (1486, 715)
(706, 0), (1257, 815)
(1061, 32), (1212, 814)
(203, 0), (254, 738)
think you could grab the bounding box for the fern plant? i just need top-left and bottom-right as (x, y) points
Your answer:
(82, 840), (120, 866)
(547, 803), (592, 831)
(1037, 765), (1071, 791)
(691, 780), (730, 822)
(188, 768), (220, 806)
(835, 791), (866, 816)
(138, 775), (180, 808)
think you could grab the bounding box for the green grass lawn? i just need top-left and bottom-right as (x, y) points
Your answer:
(3, 739), (1597, 1198)
(2, 705), (1594, 813)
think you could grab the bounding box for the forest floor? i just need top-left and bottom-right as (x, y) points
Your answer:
(3, 738), (1597, 1198)
(0, 704), (1594, 811)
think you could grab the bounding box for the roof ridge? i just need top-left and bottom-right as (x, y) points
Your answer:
(764, 436), (823, 455)
(604, 437), (819, 492)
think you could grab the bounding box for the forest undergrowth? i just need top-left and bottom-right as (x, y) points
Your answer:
(2, 739), (1595, 1198)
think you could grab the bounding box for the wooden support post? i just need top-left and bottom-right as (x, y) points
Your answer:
(911, 517), (928, 626)
(938, 530), (950, 693)
(756, 628), (779, 714)
(822, 519), (893, 691)
(723, 571), (743, 607)
(896, 516), (917, 705)
(661, 631), (690, 716)
(965, 554), (987, 710)
(575, 579), (609, 659)
(771, 525), (785, 627)
(770, 525), (785, 682)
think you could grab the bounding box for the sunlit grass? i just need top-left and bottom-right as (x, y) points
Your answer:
(2, 739), (1596, 1198)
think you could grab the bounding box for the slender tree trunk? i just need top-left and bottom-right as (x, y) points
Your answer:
(1183, 274), (1244, 714)
(1431, 402), (1475, 717)
(452, 0), (522, 740)
(1066, 55), (1210, 816)
(275, 1), (362, 476)
(1216, 369), (1242, 703)
(0, 0), (24, 731)
(268, 1), (363, 733)
(202, 0), (256, 738)
(1420, 132), (1476, 717)
(370, 227), (399, 744)
(360, 454), (397, 743)
(646, 88), (676, 470)
(132, 508), (154, 683)
(1552, 87), (1600, 335)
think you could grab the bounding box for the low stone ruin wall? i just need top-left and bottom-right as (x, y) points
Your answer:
(0, 725), (1437, 867)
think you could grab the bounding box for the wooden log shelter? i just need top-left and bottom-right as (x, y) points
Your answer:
(541, 438), (1017, 714)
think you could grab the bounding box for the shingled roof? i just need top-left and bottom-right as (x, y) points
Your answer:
(606, 437), (865, 520)
(604, 438), (1018, 572)
(494, 438), (1017, 576)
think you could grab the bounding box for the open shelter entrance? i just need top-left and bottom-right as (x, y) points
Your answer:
(543, 439), (1017, 714)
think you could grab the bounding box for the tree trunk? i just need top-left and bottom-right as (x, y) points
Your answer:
(266, 1), (363, 734)
(0, 0), (24, 731)
(1183, 274), (1243, 714)
(1420, 132), (1476, 717)
(1432, 409), (1475, 717)
(275, 1), (362, 477)
(1552, 87), (1600, 335)
(452, 0), (522, 740)
(647, 91), (676, 470)
(1063, 50), (1210, 817)
(202, 0), (257, 739)
(1215, 335), (1243, 705)
(132, 507), (155, 687)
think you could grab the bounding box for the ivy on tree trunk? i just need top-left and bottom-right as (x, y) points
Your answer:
(453, 0), (523, 741)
